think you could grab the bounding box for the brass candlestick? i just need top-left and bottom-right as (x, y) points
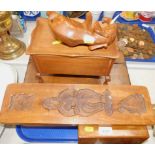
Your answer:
(0, 11), (25, 60)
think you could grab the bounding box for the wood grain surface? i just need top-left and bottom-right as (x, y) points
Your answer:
(24, 56), (130, 85)
(78, 125), (149, 144)
(0, 83), (154, 125)
(32, 55), (114, 76)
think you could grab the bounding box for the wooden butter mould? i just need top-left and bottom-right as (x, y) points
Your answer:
(27, 18), (120, 76)
(0, 83), (155, 126)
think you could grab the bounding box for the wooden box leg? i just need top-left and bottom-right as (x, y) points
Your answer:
(104, 76), (111, 84)
(35, 73), (44, 83)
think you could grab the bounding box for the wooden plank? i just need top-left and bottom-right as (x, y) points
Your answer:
(78, 125), (149, 144)
(0, 83), (155, 125)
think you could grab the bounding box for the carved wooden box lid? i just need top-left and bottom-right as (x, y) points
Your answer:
(0, 83), (155, 125)
(27, 18), (120, 59)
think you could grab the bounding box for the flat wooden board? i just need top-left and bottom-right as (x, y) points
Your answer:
(78, 125), (149, 144)
(27, 18), (120, 59)
(0, 83), (155, 125)
(78, 125), (149, 138)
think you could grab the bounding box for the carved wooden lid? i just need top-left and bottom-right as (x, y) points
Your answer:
(27, 17), (120, 59)
(0, 83), (155, 125)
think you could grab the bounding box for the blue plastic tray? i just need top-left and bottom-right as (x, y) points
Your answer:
(113, 11), (155, 62)
(16, 125), (78, 143)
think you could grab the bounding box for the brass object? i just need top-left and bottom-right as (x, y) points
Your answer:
(0, 11), (25, 60)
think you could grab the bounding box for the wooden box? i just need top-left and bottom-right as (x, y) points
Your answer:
(78, 125), (149, 144)
(27, 18), (120, 76)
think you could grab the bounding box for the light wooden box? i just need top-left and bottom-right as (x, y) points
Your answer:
(27, 18), (120, 77)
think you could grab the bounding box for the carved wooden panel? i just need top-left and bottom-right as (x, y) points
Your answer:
(0, 83), (155, 125)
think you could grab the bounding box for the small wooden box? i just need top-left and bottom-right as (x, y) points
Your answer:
(78, 125), (149, 144)
(27, 18), (120, 76)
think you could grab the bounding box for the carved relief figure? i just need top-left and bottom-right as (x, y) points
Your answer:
(42, 88), (146, 117)
(42, 88), (112, 117)
(9, 93), (34, 111)
(119, 94), (146, 114)
(8, 89), (147, 117)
